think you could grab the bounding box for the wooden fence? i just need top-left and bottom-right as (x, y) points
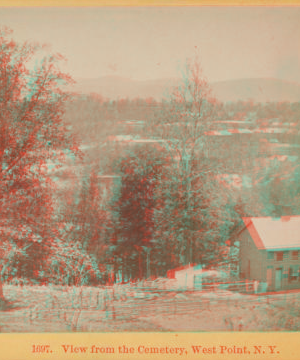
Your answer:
(194, 279), (257, 293)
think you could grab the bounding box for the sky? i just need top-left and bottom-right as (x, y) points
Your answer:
(1, 7), (300, 83)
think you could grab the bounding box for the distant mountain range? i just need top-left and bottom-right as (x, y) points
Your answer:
(69, 76), (300, 103)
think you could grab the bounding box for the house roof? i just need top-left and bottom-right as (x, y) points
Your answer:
(242, 216), (300, 250)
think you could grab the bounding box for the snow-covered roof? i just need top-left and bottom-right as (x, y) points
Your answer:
(242, 216), (300, 250)
(205, 128), (296, 136)
(107, 135), (165, 143)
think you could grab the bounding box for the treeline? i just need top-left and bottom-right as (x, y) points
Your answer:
(53, 62), (300, 283)
(1, 28), (300, 291)
(3, 90), (300, 286)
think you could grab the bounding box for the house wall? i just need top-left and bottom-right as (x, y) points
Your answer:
(239, 226), (300, 291)
(239, 228), (265, 282)
(265, 250), (300, 291)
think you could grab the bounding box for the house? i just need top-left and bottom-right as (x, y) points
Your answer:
(236, 216), (300, 292)
(167, 264), (228, 290)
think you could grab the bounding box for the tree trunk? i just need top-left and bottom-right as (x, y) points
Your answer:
(139, 251), (142, 280)
(184, 234), (191, 265)
(146, 249), (151, 279)
(0, 278), (4, 300)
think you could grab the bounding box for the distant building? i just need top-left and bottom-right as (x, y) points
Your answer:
(236, 216), (300, 292)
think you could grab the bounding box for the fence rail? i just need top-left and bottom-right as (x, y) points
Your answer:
(196, 280), (257, 293)
(125, 278), (259, 293)
(2, 282), (298, 332)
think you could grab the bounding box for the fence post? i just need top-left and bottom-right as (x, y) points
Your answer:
(246, 279), (248, 293)
(193, 274), (195, 291)
(112, 286), (116, 320)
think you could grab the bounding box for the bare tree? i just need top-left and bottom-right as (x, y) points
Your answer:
(147, 54), (227, 266)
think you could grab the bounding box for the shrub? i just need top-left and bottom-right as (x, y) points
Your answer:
(44, 239), (102, 286)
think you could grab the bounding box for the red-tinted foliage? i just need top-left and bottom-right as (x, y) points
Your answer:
(0, 27), (81, 290)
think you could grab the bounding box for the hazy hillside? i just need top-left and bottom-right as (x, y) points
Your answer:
(69, 76), (300, 103)
(70, 76), (177, 100)
(212, 78), (300, 103)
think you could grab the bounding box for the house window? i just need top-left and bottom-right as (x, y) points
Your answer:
(267, 251), (274, 260)
(276, 252), (283, 261)
(289, 266), (298, 282)
(292, 251), (299, 260)
(283, 268), (289, 280)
